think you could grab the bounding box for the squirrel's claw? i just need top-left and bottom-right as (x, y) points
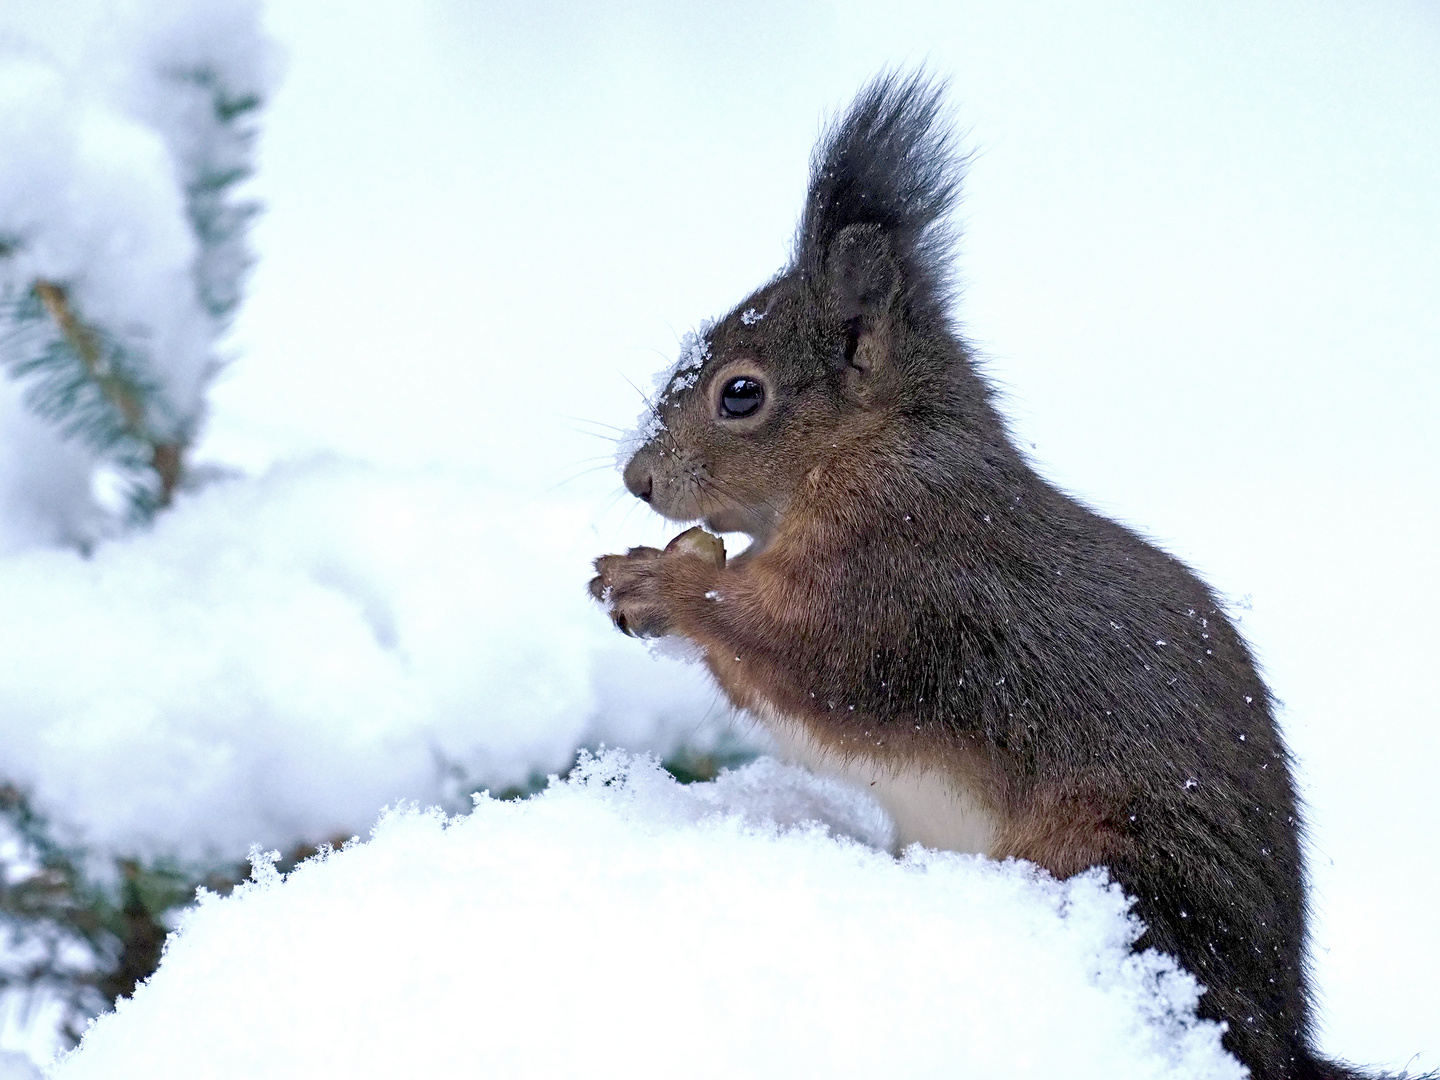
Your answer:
(587, 573), (608, 603)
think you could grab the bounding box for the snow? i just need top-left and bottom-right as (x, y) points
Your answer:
(0, 392), (104, 553)
(0, 458), (735, 866)
(615, 318), (715, 466)
(0, 0), (275, 551)
(667, 320), (713, 390)
(49, 753), (1244, 1080)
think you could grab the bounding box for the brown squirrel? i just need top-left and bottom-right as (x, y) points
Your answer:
(589, 72), (1429, 1080)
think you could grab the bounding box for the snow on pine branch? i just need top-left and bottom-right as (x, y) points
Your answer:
(0, 0), (276, 545)
(50, 752), (1245, 1080)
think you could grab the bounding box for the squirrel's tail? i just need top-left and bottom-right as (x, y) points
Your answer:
(1303, 1054), (1438, 1080)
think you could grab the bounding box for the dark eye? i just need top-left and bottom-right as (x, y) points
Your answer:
(720, 377), (765, 418)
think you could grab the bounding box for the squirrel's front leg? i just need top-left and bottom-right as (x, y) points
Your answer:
(590, 529), (812, 723)
(589, 527), (726, 639)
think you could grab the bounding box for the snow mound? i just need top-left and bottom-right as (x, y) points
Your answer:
(0, 459), (742, 865)
(52, 753), (1243, 1080)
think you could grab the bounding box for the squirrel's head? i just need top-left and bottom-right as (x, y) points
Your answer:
(619, 71), (972, 548)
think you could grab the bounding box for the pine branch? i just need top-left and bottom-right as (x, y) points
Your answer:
(31, 281), (185, 508)
(32, 282), (143, 432)
(0, 782), (197, 1044)
(0, 58), (266, 533)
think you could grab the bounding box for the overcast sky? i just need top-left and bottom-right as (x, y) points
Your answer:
(206, 2), (1438, 1067)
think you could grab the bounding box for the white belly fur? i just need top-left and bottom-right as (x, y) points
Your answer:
(758, 707), (1000, 856)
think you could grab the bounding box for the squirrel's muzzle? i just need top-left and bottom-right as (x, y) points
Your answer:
(623, 456), (653, 503)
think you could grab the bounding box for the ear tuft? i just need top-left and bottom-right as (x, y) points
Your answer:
(794, 69), (965, 328)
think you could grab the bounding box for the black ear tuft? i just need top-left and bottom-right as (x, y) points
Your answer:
(794, 70), (964, 326)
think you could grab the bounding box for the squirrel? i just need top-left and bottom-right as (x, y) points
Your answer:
(589, 71), (1430, 1080)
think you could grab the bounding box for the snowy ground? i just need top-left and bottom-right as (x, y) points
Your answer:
(50, 754), (1244, 1080)
(1, 0), (1437, 1074)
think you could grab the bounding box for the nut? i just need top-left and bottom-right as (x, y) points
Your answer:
(665, 526), (726, 568)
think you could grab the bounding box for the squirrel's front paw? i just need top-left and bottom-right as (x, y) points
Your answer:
(588, 529), (726, 639)
(588, 547), (673, 638)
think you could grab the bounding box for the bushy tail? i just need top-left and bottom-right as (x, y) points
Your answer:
(1305, 1054), (1439, 1080)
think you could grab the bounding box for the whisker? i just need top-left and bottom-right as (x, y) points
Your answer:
(692, 684), (731, 743)
(620, 374), (680, 449)
(695, 474), (785, 531)
(544, 463), (622, 493)
(559, 425), (621, 444)
(618, 499), (644, 535)
(544, 455), (623, 480)
(595, 487), (629, 518)
(621, 373), (655, 406)
(559, 414), (627, 434)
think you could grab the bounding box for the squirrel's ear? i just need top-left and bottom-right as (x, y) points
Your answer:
(826, 223), (899, 376)
(827, 223), (900, 325)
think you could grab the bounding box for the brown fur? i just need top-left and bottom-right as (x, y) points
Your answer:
(993, 780), (1132, 880)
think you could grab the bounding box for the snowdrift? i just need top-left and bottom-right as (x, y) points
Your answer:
(51, 753), (1243, 1080)
(0, 459), (739, 865)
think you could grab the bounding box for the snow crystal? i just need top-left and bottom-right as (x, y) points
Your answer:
(51, 753), (1243, 1080)
(645, 635), (707, 665)
(668, 321), (712, 389)
(741, 306), (765, 325)
(614, 318), (715, 468)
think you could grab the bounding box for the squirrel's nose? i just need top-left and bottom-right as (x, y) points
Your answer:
(624, 461), (653, 503)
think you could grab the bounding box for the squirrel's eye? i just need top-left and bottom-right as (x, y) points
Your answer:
(720, 377), (764, 418)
